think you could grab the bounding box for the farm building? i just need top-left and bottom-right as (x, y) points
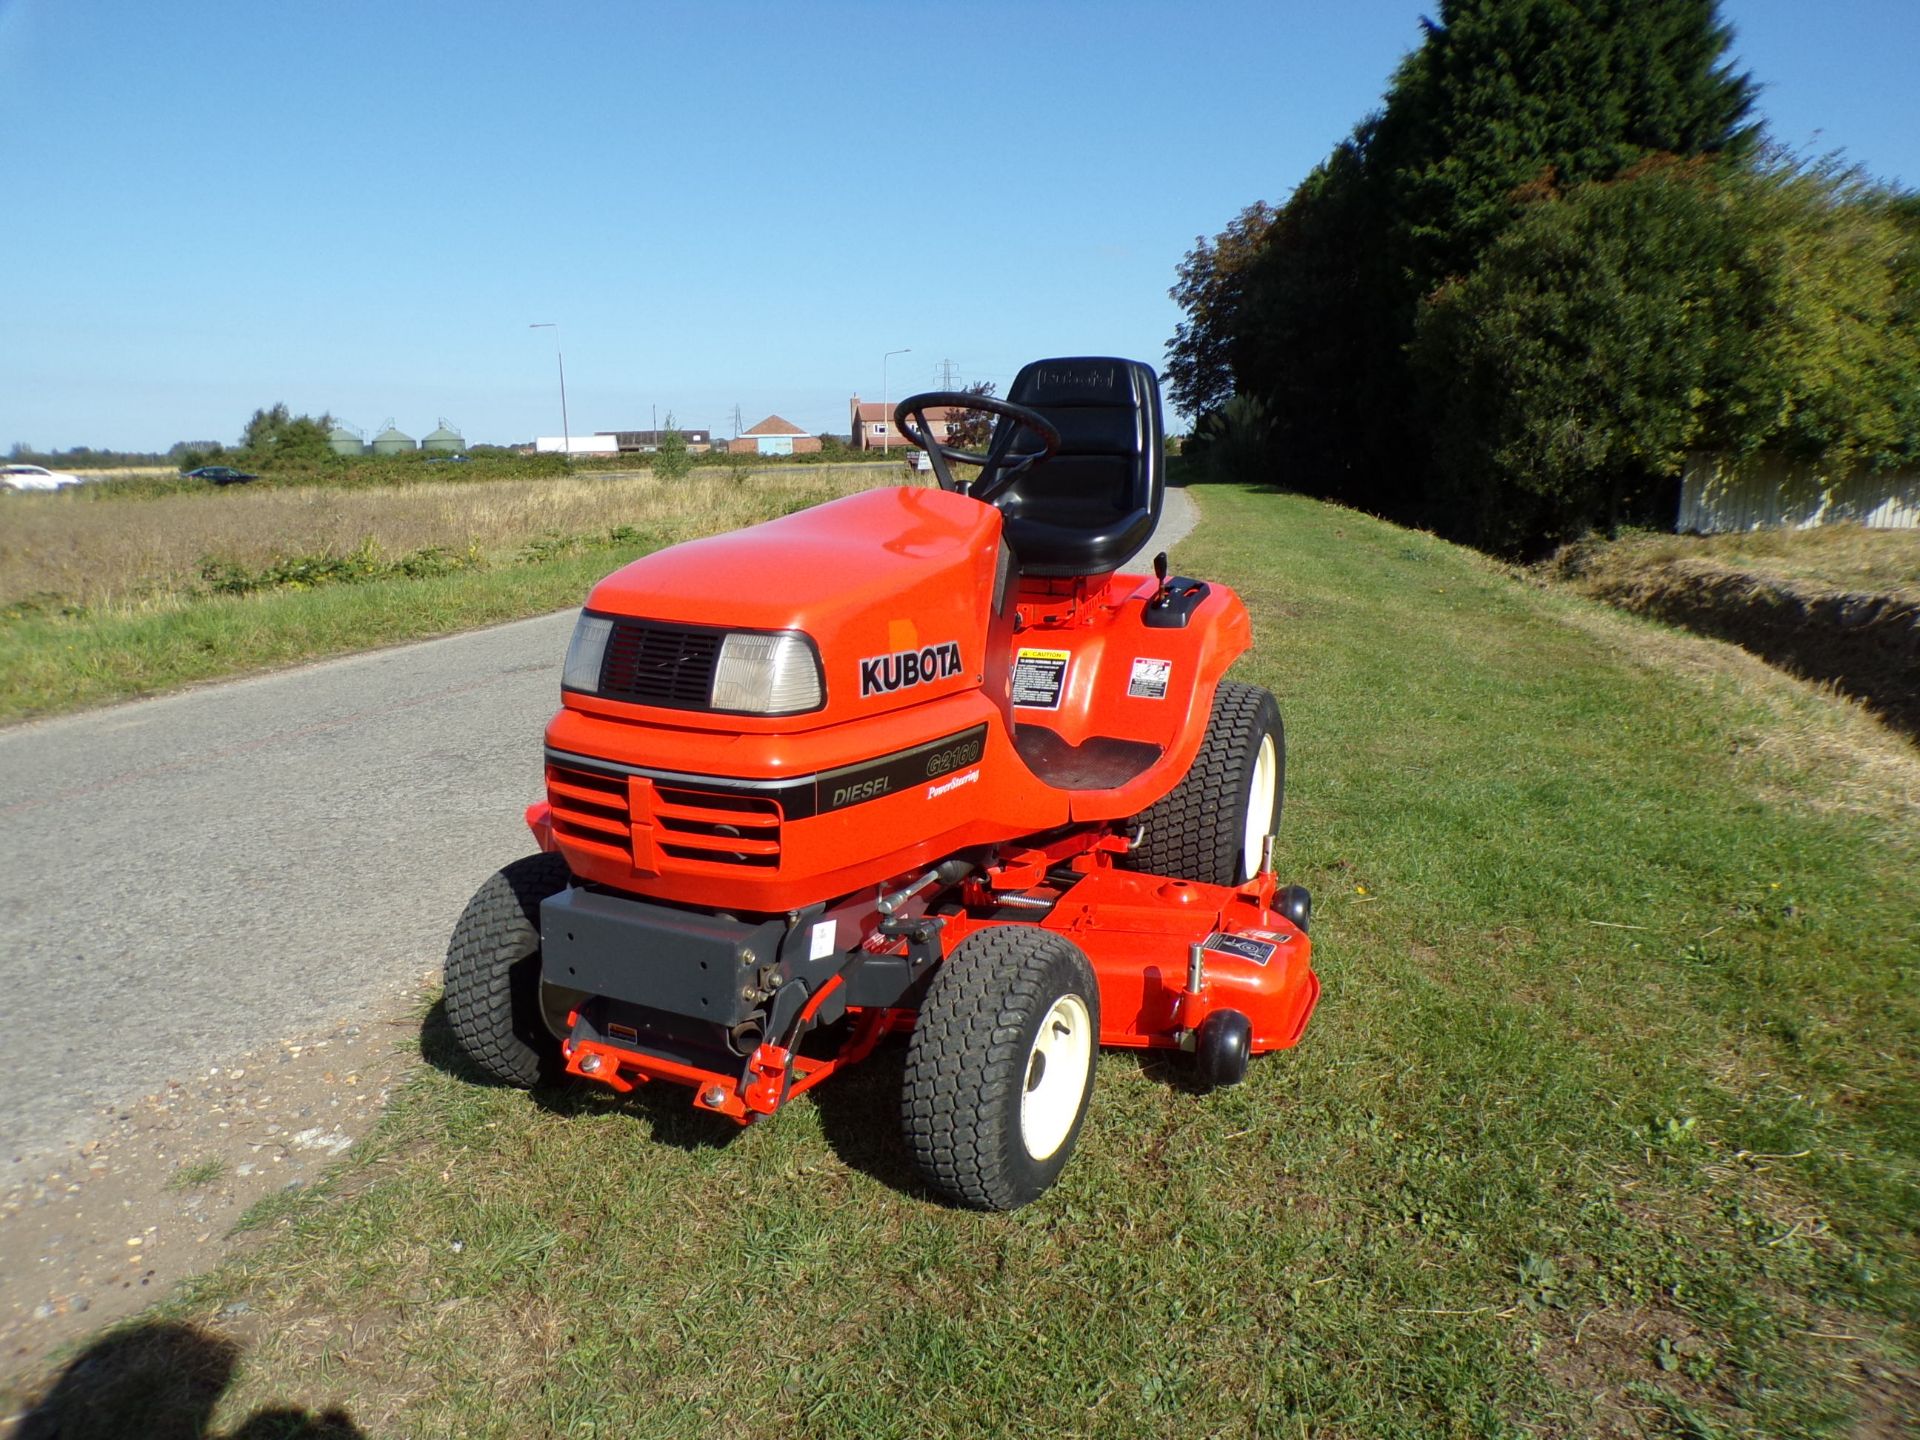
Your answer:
(849, 396), (958, 451)
(728, 416), (820, 456)
(1679, 454), (1920, 533)
(371, 423), (416, 455)
(422, 420), (466, 453)
(601, 428), (711, 454)
(327, 423), (366, 457)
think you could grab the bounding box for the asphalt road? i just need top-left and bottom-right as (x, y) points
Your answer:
(0, 487), (1195, 1181)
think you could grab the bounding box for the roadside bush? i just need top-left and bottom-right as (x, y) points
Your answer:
(1186, 393), (1278, 487)
(1722, 162), (1920, 471)
(653, 414), (693, 482)
(1412, 156), (1920, 551)
(1412, 158), (1746, 549)
(200, 539), (483, 595)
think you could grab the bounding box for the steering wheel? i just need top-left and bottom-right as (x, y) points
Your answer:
(893, 391), (1061, 503)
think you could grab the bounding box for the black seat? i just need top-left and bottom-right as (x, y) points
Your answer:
(994, 357), (1165, 578)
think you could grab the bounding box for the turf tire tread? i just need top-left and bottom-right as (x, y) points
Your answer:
(1121, 680), (1281, 886)
(901, 927), (1098, 1211)
(443, 852), (571, 1088)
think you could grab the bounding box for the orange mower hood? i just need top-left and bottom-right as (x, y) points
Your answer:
(577, 485), (1006, 726)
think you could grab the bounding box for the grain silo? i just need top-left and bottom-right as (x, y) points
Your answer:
(370, 420), (416, 455)
(327, 422), (367, 457)
(422, 419), (465, 453)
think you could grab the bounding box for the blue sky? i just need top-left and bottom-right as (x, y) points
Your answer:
(3, 0), (1916, 453)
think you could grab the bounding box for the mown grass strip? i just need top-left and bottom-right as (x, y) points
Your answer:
(10, 487), (1915, 1439)
(0, 544), (643, 724)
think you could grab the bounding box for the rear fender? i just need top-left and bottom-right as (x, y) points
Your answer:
(1008, 574), (1253, 821)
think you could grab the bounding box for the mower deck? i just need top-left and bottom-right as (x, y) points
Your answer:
(552, 835), (1317, 1124)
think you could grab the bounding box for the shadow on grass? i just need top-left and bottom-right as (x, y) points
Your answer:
(1121, 1043), (1216, 1096)
(14, 1321), (362, 1439)
(803, 1033), (940, 1203)
(415, 991), (1231, 1200)
(412, 978), (1231, 1206)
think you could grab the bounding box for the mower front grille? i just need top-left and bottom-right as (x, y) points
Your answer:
(545, 760), (632, 866)
(653, 782), (781, 870)
(545, 760), (784, 874)
(596, 620), (723, 709)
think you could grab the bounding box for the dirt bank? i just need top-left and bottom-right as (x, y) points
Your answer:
(1551, 545), (1920, 740)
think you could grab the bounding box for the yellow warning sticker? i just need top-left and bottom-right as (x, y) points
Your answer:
(1012, 647), (1069, 709)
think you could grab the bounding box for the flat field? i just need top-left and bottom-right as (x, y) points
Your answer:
(9, 486), (1913, 1438)
(0, 464), (891, 721)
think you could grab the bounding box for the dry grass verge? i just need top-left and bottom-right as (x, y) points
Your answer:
(1549, 527), (1920, 740)
(1, 465), (894, 613)
(1557, 523), (1920, 602)
(0, 466), (894, 722)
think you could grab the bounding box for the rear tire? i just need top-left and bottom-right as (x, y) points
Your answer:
(902, 928), (1100, 1211)
(1122, 681), (1283, 886)
(444, 853), (571, 1088)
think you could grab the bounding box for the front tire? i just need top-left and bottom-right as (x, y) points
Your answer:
(1122, 681), (1284, 886)
(444, 853), (571, 1087)
(902, 928), (1100, 1211)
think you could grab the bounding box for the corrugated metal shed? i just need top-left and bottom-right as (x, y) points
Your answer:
(1680, 454), (1920, 533)
(422, 419), (465, 453)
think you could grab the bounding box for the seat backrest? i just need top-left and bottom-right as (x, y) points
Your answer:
(995, 357), (1164, 578)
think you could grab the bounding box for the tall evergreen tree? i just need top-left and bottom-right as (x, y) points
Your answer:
(1378, 0), (1756, 304)
(1168, 0), (1759, 537)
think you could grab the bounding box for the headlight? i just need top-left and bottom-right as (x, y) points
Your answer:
(562, 613), (614, 692)
(711, 631), (823, 714)
(564, 613), (824, 714)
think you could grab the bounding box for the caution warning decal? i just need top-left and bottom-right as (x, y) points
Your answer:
(1012, 648), (1069, 710)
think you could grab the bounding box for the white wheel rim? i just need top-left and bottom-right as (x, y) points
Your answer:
(1019, 994), (1093, 1161)
(1240, 732), (1278, 880)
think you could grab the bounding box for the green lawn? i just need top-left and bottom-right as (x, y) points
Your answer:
(12, 486), (1915, 1438)
(0, 542), (646, 723)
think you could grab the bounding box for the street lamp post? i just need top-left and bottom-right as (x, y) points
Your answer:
(882, 347), (911, 454)
(529, 323), (569, 463)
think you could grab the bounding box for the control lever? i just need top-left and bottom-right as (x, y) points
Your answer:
(1151, 551), (1171, 607)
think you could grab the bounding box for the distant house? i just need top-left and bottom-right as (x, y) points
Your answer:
(729, 415), (821, 456)
(849, 395), (960, 452)
(601, 429), (711, 454)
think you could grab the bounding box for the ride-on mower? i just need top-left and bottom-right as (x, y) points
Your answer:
(445, 357), (1320, 1210)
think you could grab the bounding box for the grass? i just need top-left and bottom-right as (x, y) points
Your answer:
(9, 486), (1916, 1438)
(1, 463), (894, 612)
(0, 465), (889, 722)
(1553, 522), (1920, 601)
(166, 1158), (228, 1191)
(1545, 520), (1920, 742)
(47, 450), (902, 503)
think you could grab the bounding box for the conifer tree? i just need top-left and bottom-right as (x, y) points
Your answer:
(1168, 0), (1759, 537)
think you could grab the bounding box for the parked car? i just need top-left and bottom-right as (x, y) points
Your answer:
(184, 465), (259, 485)
(424, 453), (472, 464)
(1, 463), (82, 491)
